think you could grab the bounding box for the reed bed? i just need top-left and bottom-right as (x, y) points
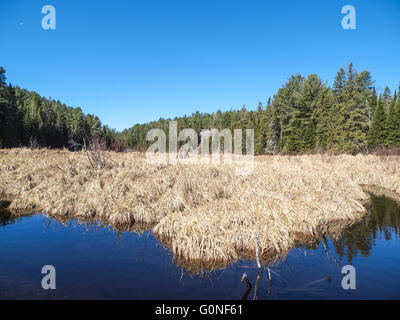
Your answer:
(1, 148), (399, 269)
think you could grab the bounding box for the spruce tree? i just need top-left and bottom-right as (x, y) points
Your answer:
(395, 97), (400, 147)
(328, 67), (347, 151)
(368, 98), (387, 149)
(367, 87), (378, 125)
(0, 67), (18, 147)
(0, 67), (8, 146)
(383, 86), (392, 106)
(386, 96), (400, 147)
(314, 87), (334, 150)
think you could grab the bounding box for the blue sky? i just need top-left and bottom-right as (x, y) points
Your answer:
(1, 0), (399, 131)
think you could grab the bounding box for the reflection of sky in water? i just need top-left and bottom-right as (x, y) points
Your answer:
(0, 194), (399, 299)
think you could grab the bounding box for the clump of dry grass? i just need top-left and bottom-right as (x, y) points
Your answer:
(1, 148), (399, 271)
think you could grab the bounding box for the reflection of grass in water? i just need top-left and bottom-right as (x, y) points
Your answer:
(1, 148), (400, 270)
(42, 212), (155, 235)
(0, 200), (11, 210)
(0, 208), (31, 226)
(0, 209), (14, 225)
(2, 195), (397, 300)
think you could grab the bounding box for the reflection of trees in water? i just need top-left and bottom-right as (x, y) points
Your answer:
(333, 195), (400, 263)
(0, 209), (21, 226)
(2, 195), (399, 278)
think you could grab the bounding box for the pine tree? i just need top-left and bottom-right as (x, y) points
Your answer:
(286, 74), (322, 152)
(272, 74), (304, 151)
(1, 64), (399, 154)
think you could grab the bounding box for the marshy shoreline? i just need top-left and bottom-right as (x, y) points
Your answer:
(1, 148), (400, 271)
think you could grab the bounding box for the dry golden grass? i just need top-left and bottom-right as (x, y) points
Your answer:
(1, 148), (400, 270)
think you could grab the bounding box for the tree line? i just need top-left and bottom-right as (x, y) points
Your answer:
(1, 63), (399, 154)
(0, 67), (123, 151)
(121, 63), (400, 154)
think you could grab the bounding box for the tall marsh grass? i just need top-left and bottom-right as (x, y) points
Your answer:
(1, 148), (399, 269)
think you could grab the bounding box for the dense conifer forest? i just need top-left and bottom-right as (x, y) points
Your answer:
(1, 63), (399, 154)
(0, 67), (122, 150)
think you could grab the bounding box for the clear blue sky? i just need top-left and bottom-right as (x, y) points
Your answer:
(1, 0), (399, 131)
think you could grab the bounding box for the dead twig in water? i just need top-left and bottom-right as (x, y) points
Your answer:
(241, 273), (252, 300)
(321, 235), (341, 271)
(255, 223), (262, 271)
(253, 269), (263, 300)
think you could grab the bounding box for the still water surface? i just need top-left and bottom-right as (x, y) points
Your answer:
(0, 194), (399, 299)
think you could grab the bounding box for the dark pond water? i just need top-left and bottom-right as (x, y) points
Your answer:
(1, 194), (399, 300)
